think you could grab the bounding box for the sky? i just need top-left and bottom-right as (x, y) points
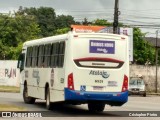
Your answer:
(0, 0), (160, 37)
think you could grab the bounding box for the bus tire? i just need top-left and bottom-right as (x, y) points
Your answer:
(46, 87), (52, 110)
(143, 93), (146, 97)
(23, 85), (35, 104)
(88, 102), (105, 112)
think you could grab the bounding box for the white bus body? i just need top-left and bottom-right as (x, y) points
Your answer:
(17, 32), (129, 112)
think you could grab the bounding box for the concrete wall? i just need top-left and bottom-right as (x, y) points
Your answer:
(0, 60), (20, 87)
(130, 65), (160, 92)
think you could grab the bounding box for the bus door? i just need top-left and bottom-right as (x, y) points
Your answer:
(17, 53), (25, 94)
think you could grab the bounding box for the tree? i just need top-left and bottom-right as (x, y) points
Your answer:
(55, 15), (75, 29)
(0, 13), (40, 60)
(82, 18), (92, 25)
(17, 7), (56, 37)
(92, 19), (112, 26)
(133, 28), (155, 65)
(55, 28), (70, 35)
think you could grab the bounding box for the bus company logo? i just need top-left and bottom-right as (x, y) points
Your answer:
(90, 40), (115, 54)
(32, 70), (40, 85)
(97, 48), (108, 53)
(89, 70), (110, 79)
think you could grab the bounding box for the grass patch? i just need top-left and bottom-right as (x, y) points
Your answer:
(0, 104), (26, 111)
(0, 86), (20, 93)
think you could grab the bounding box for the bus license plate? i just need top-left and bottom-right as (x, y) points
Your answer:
(93, 86), (104, 91)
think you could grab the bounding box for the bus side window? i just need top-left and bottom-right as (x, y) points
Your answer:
(58, 41), (65, 67)
(51, 42), (59, 67)
(26, 47), (33, 67)
(32, 46), (38, 67)
(17, 53), (25, 72)
(38, 45), (45, 67)
(44, 44), (52, 67)
(31, 46), (35, 67)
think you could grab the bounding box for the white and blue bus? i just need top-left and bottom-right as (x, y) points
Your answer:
(17, 29), (129, 112)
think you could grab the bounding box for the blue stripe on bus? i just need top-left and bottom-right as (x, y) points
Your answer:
(64, 88), (128, 103)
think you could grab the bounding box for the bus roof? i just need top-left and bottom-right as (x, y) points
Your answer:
(23, 33), (68, 47)
(23, 32), (128, 47)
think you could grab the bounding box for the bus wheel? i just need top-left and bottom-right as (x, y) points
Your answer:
(143, 93), (146, 97)
(46, 87), (52, 110)
(23, 85), (35, 104)
(88, 102), (105, 112)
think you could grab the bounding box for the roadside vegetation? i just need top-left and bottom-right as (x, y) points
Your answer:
(0, 86), (20, 93)
(0, 104), (25, 111)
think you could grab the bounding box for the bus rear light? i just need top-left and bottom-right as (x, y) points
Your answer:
(122, 75), (128, 92)
(68, 73), (74, 90)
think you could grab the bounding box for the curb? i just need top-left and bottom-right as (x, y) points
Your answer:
(0, 89), (20, 93)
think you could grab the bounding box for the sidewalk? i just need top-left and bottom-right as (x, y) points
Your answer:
(0, 86), (20, 93)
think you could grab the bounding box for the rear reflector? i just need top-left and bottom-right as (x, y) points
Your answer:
(122, 75), (128, 92)
(121, 37), (126, 40)
(68, 73), (74, 90)
(74, 35), (78, 37)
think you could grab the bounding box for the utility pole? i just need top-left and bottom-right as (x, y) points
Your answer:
(113, 0), (119, 34)
(155, 30), (158, 93)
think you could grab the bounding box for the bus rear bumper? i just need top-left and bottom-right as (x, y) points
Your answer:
(64, 88), (128, 106)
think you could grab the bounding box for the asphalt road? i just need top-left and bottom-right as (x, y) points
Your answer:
(0, 92), (160, 119)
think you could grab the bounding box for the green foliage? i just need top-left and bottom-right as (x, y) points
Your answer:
(54, 15), (75, 35)
(81, 18), (92, 25)
(16, 7), (76, 37)
(92, 19), (112, 26)
(55, 15), (75, 29)
(55, 28), (70, 35)
(0, 7), (77, 60)
(17, 7), (56, 37)
(133, 28), (155, 65)
(0, 13), (40, 60)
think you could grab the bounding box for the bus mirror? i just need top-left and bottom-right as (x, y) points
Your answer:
(17, 53), (25, 71)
